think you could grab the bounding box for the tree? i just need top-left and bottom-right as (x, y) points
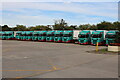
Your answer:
(34, 25), (52, 31)
(53, 19), (68, 30)
(27, 26), (36, 31)
(2, 25), (11, 31)
(97, 21), (114, 30)
(89, 24), (98, 30)
(113, 21), (120, 30)
(15, 25), (27, 31)
(0, 25), (2, 31)
(65, 25), (78, 30)
(79, 24), (91, 30)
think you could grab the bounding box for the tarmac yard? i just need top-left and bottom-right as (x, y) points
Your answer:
(2, 40), (118, 78)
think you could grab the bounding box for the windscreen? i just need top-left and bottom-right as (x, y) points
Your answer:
(39, 34), (46, 36)
(92, 34), (102, 38)
(26, 34), (32, 36)
(78, 34), (89, 38)
(2, 34), (6, 36)
(63, 34), (72, 37)
(106, 35), (116, 38)
(6, 34), (12, 36)
(55, 34), (63, 37)
(21, 34), (26, 36)
(47, 34), (54, 37)
(16, 33), (21, 36)
(34, 34), (39, 36)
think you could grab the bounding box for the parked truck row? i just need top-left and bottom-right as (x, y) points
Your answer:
(0, 30), (119, 46)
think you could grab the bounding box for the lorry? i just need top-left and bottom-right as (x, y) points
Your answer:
(5, 31), (14, 40)
(15, 31), (22, 40)
(0, 31), (2, 40)
(32, 31), (39, 41)
(105, 31), (118, 46)
(1, 31), (6, 40)
(62, 30), (81, 43)
(38, 31), (47, 41)
(78, 30), (91, 45)
(54, 30), (63, 42)
(46, 31), (54, 42)
(21, 31), (26, 40)
(91, 30), (106, 45)
(25, 31), (34, 41)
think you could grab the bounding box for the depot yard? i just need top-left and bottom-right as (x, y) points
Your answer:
(2, 40), (118, 78)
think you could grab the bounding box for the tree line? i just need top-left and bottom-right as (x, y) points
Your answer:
(0, 19), (120, 31)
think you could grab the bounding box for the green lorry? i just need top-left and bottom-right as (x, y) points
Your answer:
(54, 30), (63, 42)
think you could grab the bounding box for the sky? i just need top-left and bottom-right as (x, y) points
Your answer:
(0, 0), (119, 27)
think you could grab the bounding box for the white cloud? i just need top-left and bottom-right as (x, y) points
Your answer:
(1, 2), (118, 27)
(2, 2), (117, 18)
(1, 0), (120, 2)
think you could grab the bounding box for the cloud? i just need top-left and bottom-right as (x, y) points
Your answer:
(1, 0), (120, 2)
(1, 2), (118, 27)
(2, 2), (117, 18)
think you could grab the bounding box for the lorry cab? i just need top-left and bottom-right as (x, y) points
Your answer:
(21, 31), (26, 40)
(62, 30), (73, 43)
(2, 32), (6, 40)
(38, 31), (47, 41)
(25, 31), (33, 41)
(5, 31), (14, 40)
(32, 31), (39, 41)
(54, 31), (63, 42)
(78, 30), (91, 45)
(15, 31), (22, 40)
(0, 31), (2, 40)
(105, 31), (117, 46)
(91, 31), (105, 45)
(46, 31), (54, 42)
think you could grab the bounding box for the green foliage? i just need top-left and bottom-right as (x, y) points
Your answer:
(34, 25), (52, 30)
(53, 19), (68, 30)
(97, 21), (114, 30)
(14, 25), (27, 31)
(2, 25), (11, 31)
(113, 21), (120, 31)
(89, 25), (98, 30)
(79, 24), (91, 30)
(1, 21), (120, 31)
(65, 25), (78, 30)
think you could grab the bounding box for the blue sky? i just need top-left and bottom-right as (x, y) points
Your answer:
(1, 2), (118, 27)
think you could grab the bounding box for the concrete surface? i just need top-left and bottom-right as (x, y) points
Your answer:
(2, 40), (118, 78)
(108, 45), (120, 52)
